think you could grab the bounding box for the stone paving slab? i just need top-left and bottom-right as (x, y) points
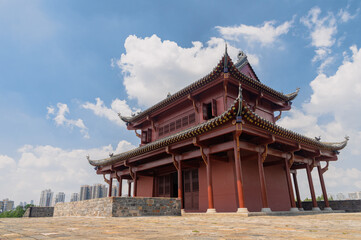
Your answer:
(0, 213), (361, 239)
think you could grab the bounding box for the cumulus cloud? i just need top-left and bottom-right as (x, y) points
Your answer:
(114, 35), (245, 107)
(300, 6), (341, 73)
(82, 98), (139, 127)
(279, 45), (361, 194)
(0, 140), (136, 205)
(216, 19), (293, 46)
(47, 103), (89, 138)
(301, 7), (337, 48)
(338, 8), (358, 23)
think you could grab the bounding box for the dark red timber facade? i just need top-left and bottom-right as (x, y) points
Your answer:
(88, 48), (348, 213)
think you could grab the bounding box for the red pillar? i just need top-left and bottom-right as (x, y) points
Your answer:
(317, 165), (331, 210)
(128, 180), (132, 197)
(133, 171), (137, 197)
(306, 164), (320, 211)
(292, 171), (302, 209)
(284, 159), (297, 211)
(206, 155), (215, 213)
(233, 135), (247, 213)
(258, 152), (270, 212)
(117, 176), (122, 197)
(108, 176), (113, 197)
(178, 160), (183, 209)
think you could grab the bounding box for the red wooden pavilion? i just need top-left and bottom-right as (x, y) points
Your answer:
(88, 48), (348, 213)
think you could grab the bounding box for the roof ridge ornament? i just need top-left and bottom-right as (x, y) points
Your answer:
(236, 84), (243, 123)
(224, 43), (228, 73)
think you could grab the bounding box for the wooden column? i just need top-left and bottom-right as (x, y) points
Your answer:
(292, 171), (302, 209)
(206, 154), (215, 211)
(133, 171), (138, 197)
(258, 152), (270, 212)
(178, 160), (183, 209)
(128, 180), (132, 197)
(108, 176), (113, 197)
(117, 176), (122, 197)
(317, 164), (331, 209)
(284, 159), (297, 211)
(306, 164), (320, 211)
(233, 125), (247, 213)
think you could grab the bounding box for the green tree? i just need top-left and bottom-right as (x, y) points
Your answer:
(0, 204), (33, 218)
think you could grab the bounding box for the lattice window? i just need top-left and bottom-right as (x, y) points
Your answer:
(189, 113), (195, 124)
(159, 127), (163, 136)
(176, 119), (181, 129)
(170, 122), (175, 132)
(164, 124), (169, 134)
(182, 116), (188, 127)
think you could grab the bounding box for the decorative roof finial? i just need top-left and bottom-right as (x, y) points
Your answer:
(236, 83), (243, 123)
(224, 43), (228, 73)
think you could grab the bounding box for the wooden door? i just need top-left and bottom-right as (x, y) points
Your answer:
(157, 175), (171, 197)
(183, 169), (199, 210)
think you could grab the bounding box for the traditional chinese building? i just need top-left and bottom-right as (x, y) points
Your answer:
(88, 48), (348, 213)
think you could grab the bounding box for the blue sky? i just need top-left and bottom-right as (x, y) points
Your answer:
(1, 0), (361, 205)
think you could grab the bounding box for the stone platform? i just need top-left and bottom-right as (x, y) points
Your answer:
(54, 197), (181, 217)
(1, 212), (361, 239)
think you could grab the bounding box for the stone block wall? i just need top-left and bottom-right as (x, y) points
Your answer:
(53, 197), (181, 217)
(302, 200), (361, 212)
(23, 207), (54, 217)
(54, 197), (113, 217)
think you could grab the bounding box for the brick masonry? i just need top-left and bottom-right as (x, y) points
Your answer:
(302, 200), (361, 212)
(23, 207), (54, 217)
(53, 197), (181, 217)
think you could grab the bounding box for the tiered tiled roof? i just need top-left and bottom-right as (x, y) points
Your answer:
(120, 53), (299, 124)
(89, 89), (347, 167)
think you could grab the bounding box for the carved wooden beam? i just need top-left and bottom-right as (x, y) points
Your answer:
(193, 137), (207, 166)
(261, 144), (268, 163)
(134, 130), (141, 138)
(288, 152), (295, 168)
(124, 161), (135, 180)
(103, 174), (110, 184)
(320, 161), (329, 174)
(274, 111), (282, 122)
(165, 146), (179, 170)
(187, 94), (198, 113)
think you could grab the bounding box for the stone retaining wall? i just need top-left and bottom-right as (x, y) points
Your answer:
(54, 197), (181, 217)
(302, 200), (361, 212)
(23, 207), (54, 217)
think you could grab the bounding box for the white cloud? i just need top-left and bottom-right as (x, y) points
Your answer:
(279, 45), (361, 194)
(82, 98), (138, 126)
(115, 35), (244, 107)
(338, 8), (358, 23)
(216, 19), (293, 46)
(47, 103), (89, 139)
(301, 7), (337, 48)
(300, 6), (340, 73)
(0, 140), (136, 205)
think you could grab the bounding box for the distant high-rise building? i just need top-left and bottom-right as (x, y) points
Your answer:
(30, 200), (34, 205)
(70, 193), (79, 202)
(39, 189), (54, 207)
(0, 201), (4, 212)
(54, 192), (66, 205)
(336, 192), (346, 200)
(112, 184), (118, 197)
(80, 185), (92, 200)
(348, 191), (361, 200)
(91, 184), (107, 199)
(2, 198), (14, 211)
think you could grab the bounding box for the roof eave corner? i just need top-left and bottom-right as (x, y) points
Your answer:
(285, 87), (300, 101)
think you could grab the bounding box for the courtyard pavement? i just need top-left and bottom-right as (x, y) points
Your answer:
(0, 212), (360, 239)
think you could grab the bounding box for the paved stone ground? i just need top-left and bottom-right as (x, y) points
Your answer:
(0, 213), (360, 239)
